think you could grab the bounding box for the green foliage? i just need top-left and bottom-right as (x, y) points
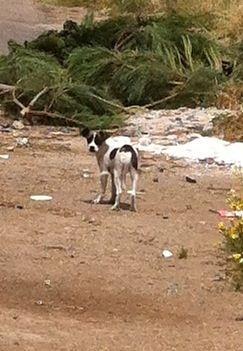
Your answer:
(0, 12), (241, 127)
(219, 191), (243, 291)
(68, 43), (222, 107)
(0, 46), (122, 128)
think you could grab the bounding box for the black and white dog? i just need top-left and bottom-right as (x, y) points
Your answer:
(80, 127), (139, 211)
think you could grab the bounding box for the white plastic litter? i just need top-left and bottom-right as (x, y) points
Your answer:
(135, 142), (165, 155)
(0, 154), (10, 160)
(30, 195), (53, 201)
(162, 250), (173, 259)
(164, 137), (229, 161)
(16, 137), (29, 147)
(136, 136), (243, 167)
(139, 135), (152, 147)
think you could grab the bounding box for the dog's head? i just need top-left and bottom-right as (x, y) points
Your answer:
(80, 127), (110, 153)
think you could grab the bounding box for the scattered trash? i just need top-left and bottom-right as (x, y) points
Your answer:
(12, 120), (25, 130)
(162, 249), (173, 259)
(178, 247), (188, 259)
(209, 208), (218, 214)
(44, 279), (51, 287)
(212, 274), (225, 282)
(0, 154), (10, 161)
(127, 190), (144, 195)
(83, 173), (90, 179)
(30, 195), (52, 201)
(6, 146), (15, 151)
(235, 316), (243, 322)
(16, 137), (29, 147)
(153, 177), (159, 183)
(0, 126), (12, 133)
(139, 135), (152, 147)
(16, 205), (23, 210)
(217, 210), (243, 218)
(164, 137), (243, 167)
(0, 154), (10, 160)
(35, 300), (44, 306)
(207, 185), (231, 192)
(185, 176), (197, 184)
(45, 244), (66, 251)
(166, 283), (180, 296)
(82, 169), (92, 179)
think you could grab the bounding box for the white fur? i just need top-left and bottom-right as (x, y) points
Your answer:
(88, 132), (99, 152)
(110, 147), (138, 211)
(105, 136), (131, 148)
(92, 135), (138, 211)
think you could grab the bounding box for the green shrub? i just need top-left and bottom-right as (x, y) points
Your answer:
(219, 190), (243, 291)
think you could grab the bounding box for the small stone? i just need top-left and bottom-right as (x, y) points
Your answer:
(16, 137), (29, 147)
(44, 279), (51, 286)
(166, 283), (179, 296)
(158, 166), (164, 173)
(185, 176), (197, 184)
(12, 120), (25, 130)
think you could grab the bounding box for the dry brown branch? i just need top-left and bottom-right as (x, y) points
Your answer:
(12, 89), (25, 110)
(0, 83), (15, 93)
(0, 83), (84, 126)
(29, 87), (49, 107)
(26, 110), (85, 126)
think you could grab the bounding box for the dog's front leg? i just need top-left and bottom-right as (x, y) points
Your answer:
(93, 172), (108, 204)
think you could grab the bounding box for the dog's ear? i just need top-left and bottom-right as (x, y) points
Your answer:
(80, 127), (90, 137)
(99, 130), (110, 141)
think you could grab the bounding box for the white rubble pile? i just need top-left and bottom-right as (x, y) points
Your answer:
(164, 137), (243, 167)
(125, 107), (243, 167)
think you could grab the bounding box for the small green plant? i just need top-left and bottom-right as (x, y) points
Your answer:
(178, 246), (188, 259)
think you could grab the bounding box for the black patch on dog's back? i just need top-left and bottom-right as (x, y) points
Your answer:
(110, 148), (119, 160)
(119, 144), (138, 170)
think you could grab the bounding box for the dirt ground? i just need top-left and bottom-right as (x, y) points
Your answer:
(0, 125), (242, 350)
(0, 0), (87, 53)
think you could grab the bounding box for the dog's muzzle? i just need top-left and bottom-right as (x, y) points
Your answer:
(89, 146), (96, 153)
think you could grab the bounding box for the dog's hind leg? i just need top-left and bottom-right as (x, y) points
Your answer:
(110, 170), (122, 211)
(108, 172), (116, 204)
(93, 172), (108, 204)
(130, 169), (138, 212)
(121, 166), (127, 190)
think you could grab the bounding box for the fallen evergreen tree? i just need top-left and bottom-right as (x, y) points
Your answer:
(0, 13), (241, 128)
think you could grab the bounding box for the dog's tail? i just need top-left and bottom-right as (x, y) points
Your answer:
(118, 144), (138, 170)
(118, 144), (138, 190)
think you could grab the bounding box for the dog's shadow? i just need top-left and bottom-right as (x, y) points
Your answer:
(82, 199), (132, 211)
